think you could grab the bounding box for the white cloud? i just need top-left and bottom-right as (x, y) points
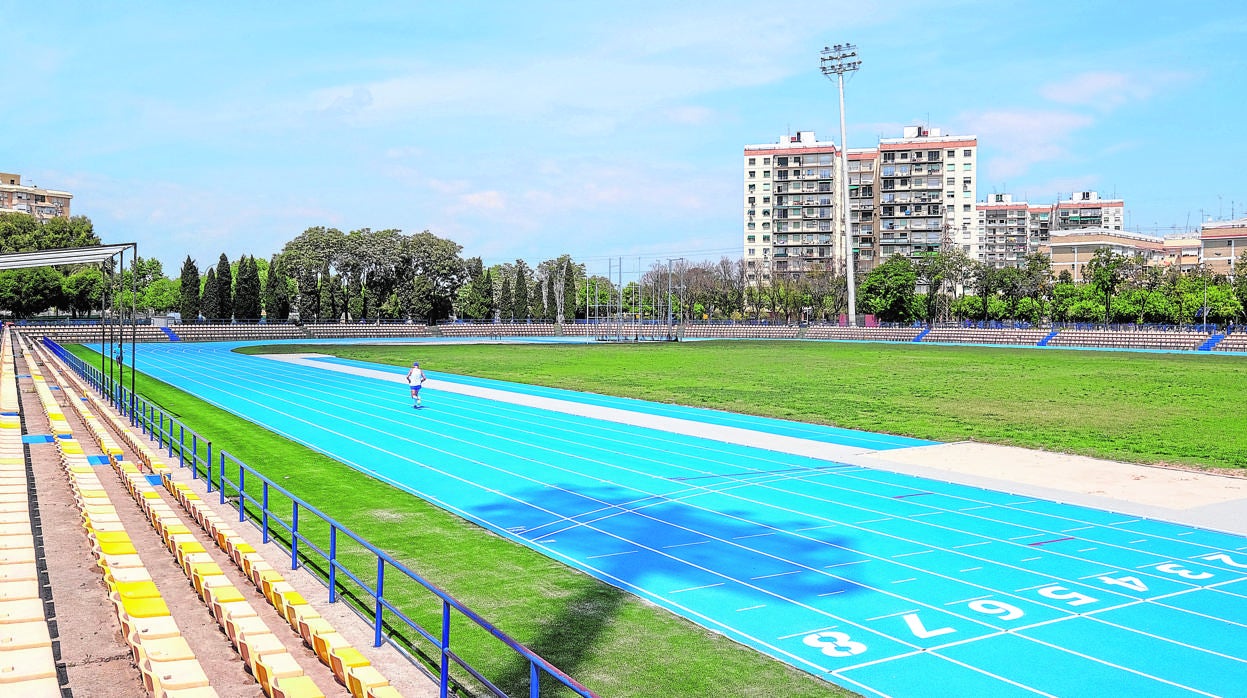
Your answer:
(665, 106), (714, 126)
(1039, 70), (1189, 110)
(957, 109), (1095, 180)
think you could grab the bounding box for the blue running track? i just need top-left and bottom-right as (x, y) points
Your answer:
(96, 341), (1247, 697)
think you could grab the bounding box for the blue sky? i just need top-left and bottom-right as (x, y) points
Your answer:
(3, 1), (1245, 276)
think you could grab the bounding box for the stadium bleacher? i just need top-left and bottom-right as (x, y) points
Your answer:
(15, 330), (407, 697)
(681, 325), (799, 339)
(438, 323), (558, 337)
(921, 327), (1049, 345)
(303, 323), (431, 340)
(1046, 329), (1208, 351)
(804, 326), (922, 342)
(1211, 332), (1247, 352)
(170, 324), (309, 343)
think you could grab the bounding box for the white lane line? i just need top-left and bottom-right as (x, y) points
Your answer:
(661, 540), (708, 549)
(908, 511), (946, 518)
(856, 517), (892, 524)
(752, 570), (801, 581)
(736, 604), (767, 612)
(1021, 557), (1041, 562)
(865, 609), (920, 622)
(1009, 533), (1045, 541)
(1079, 547), (1098, 552)
(825, 560), (870, 568)
(1177, 531), (1194, 536)
(794, 524), (838, 532)
(1062, 526), (1094, 533)
(954, 541), (991, 549)
(959, 567), (982, 573)
(669, 582), (724, 594)
(586, 550), (637, 560)
(891, 578), (917, 584)
(818, 590), (847, 597)
(1129, 539), (1148, 544)
(891, 550), (933, 558)
(1112, 519), (1141, 525)
(778, 625), (838, 641)
(733, 531), (776, 540)
(959, 505), (992, 511)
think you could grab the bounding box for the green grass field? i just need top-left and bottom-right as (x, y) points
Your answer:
(65, 344), (850, 698)
(239, 340), (1247, 471)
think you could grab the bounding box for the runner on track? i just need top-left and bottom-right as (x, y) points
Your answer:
(406, 361), (426, 408)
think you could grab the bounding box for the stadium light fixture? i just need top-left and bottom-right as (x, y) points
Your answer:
(821, 43), (861, 327)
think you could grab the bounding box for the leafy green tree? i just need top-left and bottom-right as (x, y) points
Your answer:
(969, 262), (999, 322)
(1234, 251), (1247, 321)
(142, 277), (180, 313)
(0, 267), (63, 317)
(200, 268), (220, 320)
(405, 231), (467, 322)
(179, 256), (200, 320)
(234, 256), (263, 319)
(1084, 248), (1128, 324)
(858, 256), (917, 323)
(63, 267), (105, 318)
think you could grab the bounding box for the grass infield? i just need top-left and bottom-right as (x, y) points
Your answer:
(64, 344), (850, 698)
(239, 340), (1247, 471)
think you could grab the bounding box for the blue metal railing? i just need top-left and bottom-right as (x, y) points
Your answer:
(42, 338), (597, 698)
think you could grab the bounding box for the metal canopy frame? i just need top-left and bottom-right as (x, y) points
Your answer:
(0, 242), (138, 413)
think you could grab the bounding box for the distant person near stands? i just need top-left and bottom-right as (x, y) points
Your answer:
(406, 361), (426, 408)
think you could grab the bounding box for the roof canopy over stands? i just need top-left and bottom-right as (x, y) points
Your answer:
(0, 243), (135, 269)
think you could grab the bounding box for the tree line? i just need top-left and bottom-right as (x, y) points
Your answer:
(3, 210), (1245, 326)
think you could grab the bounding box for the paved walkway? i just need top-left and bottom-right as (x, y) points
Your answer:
(263, 352), (1247, 537)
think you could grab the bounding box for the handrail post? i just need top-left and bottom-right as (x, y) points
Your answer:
(236, 460), (244, 518)
(374, 558), (385, 647)
(328, 526), (338, 603)
(530, 661), (540, 698)
(178, 425), (185, 467)
(291, 502), (299, 570)
(192, 434), (199, 479)
(261, 482), (270, 544)
(440, 601), (451, 698)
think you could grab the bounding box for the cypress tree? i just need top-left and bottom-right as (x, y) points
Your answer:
(201, 268), (220, 320)
(529, 279), (544, 320)
(235, 256), (262, 319)
(264, 255), (291, 321)
(215, 253), (233, 320)
(499, 275), (513, 321)
(482, 269), (495, 318)
(513, 265), (528, 319)
(179, 256), (200, 320)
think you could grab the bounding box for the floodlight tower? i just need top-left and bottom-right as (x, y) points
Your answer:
(821, 43), (861, 326)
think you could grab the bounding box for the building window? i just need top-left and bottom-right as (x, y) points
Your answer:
(963, 190), (971, 198)
(748, 248), (755, 255)
(946, 164), (955, 172)
(748, 184), (755, 193)
(763, 157), (770, 165)
(748, 222), (756, 230)
(748, 196), (756, 205)
(762, 222), (770, 230)
(763, 171), (770, 178)
(946, 149), (956, 158)
(928, 151), (939, 160)
(762, 196), (770, 204)
(748, 158), (756, 165)
(963, 177), (972, 185)
(963, 163), (972, 171)
(963, 204), (971, 212)
(747, 235), (756, 242)
(946, 177), (955, 185)
(762, 234), (770, 242)
(748, 171), (756, 178)
(763, 183), (770, 191)
(882, 152), (895, 162)
(963, 149), (972, 157)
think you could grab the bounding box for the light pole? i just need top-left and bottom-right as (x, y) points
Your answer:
(821, 43), (861, 326)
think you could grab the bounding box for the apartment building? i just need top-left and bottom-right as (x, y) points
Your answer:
(0, 172), (73, 219)
(1041, 228), (1163, 282)
(742, 126), (975, 283)
(1200, 218), (1247, 277)
(742, 131), (840, 283)
(975, 191), (1127, 269)
(878, 127), (977, 263)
